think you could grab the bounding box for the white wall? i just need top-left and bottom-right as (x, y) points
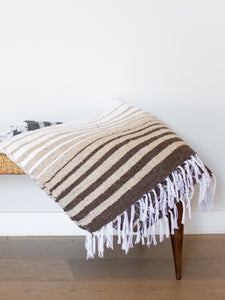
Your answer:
(0, 0), (224, 235)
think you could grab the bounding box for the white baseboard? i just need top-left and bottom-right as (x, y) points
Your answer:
(0, 212), (86, 236)
(0, 210), (224, 236)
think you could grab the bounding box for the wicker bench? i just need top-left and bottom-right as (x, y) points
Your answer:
(0, 153), (24, 175)
(0, 152), (184, 279)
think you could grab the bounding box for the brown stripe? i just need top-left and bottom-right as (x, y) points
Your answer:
(72, 140), (188, 227)
(4, 103), (124, 149)
(24, 128), (116, 172)
(68, 137), (183, 219)
(6, 103), (123, 150)
(50, 122), (164, 195)
(5, 104), (135, 155)
(54, 125), (170, 200)
(44, 118), (155, 186)
(17, 111), (133, 164)
(25, 110), (152, 176)
(3, 102), (123, 150)
(57, 131), (177, 210)
(32, 115), (157, 180)
(79, 145), (195, 232)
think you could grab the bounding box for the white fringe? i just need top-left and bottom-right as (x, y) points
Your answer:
(85, 154), (216, 259)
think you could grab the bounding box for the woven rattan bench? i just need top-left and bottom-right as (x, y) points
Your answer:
(0, 152), (184, 280)
(0, 153), (24, 175)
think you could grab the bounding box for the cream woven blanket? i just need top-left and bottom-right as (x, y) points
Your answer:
(0, 101), (216, 258)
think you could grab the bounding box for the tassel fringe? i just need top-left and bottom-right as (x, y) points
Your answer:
(85, 154), (216, 259)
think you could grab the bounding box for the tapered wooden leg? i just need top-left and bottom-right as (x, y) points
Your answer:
(169, 201), (184, 280)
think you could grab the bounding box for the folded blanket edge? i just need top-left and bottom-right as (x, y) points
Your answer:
(84, 154), (216, 259)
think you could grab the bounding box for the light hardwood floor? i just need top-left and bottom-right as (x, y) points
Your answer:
(0, 235), (224, 300)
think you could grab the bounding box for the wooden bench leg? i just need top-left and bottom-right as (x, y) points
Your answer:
(169, 201), (184, 280)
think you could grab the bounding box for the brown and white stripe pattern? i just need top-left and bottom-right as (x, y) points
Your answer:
(1, 101), (212, 238)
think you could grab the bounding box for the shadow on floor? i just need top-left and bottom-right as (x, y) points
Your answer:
(68, 255), (225, 281)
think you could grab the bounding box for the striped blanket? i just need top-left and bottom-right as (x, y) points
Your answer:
(0, 101), (216, 258)
(0, 120), (62, 142)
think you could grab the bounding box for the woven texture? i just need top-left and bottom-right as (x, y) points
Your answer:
(0, 101), (216, 258)
(0, 153), (24, 175)
(0, 120), (62, 142)
(0, 121), (62, 174)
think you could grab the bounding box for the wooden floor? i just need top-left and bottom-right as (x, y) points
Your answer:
(0, 235), (224, 300)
